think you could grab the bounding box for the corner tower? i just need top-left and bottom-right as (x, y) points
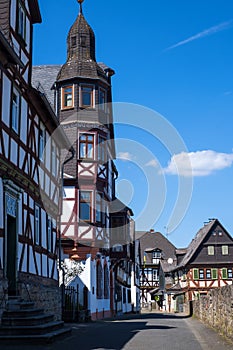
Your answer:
(56, 0), (116, 256)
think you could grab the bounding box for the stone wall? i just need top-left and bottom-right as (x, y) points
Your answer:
(193, 284), (233, 343)
(19, 272), (62, 320)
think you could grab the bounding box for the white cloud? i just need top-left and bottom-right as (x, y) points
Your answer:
(117, 152), (134, 161)
(164, 20), (233, 51)
(145, 159), (159, 168)
(163, 150), (233, 177)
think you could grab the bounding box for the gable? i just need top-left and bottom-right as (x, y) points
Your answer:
(189, 221), (233, 266)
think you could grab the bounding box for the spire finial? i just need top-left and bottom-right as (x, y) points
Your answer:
(77, 0), (84, 14)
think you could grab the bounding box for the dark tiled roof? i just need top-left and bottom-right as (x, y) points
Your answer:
(0, 0), (10, 39)
(137, 231), (177, 264)
(110, 198), (133, 216)
(179, 219), (216, 267)
(32, 65), (62, 108)
(57, 12), (108, 82)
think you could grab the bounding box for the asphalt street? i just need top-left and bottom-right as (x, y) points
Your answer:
(1, 312), (232, 350)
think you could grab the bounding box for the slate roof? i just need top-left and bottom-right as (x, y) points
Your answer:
(137, 231), (177, 264)
(57, 11), (109, 83)
(32, 65), (62, 109)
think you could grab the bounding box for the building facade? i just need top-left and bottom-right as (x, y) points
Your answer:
(0, 0), (72, 320)
(32, 0), (138, 320)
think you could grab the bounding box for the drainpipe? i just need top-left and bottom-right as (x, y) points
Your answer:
(58, 146), (75, 308)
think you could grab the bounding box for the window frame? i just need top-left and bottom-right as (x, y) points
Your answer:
(99, 88), (107, 111)
(61, 85), (74, 110)
(199, 269), (204, 280)
(206, 269), (211, 279)
(17, 1), (27, 41)
(227, 269), (233, 279)
(193, 268), (199, 280)
(79, 133), (95, 160)
(34, 204), (41, 245)
(80, 84), (95, 108)
(11, 86), (20, 134)
(47, 215), (53, 252)
(207, 245), (215, 256)
(222, 245), (229, 255)
(98, 136), (106, 163)
(96, 192), (103, 223)
(39, 124), (46, 161)
(79, 190), (92, 222)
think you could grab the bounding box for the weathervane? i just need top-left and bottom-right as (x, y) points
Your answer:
(77, 0), (84, 14)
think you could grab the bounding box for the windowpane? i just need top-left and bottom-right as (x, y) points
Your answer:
(18, 3), (26, 40)
(62, 86), (73, 109)
(227, 269), (232, 279)
(12, 88), (20, 133)
(206, 269), (211, 279)
(39, 127), (45, 161)
(81, 85), (93, 107)
(222, 245), (229, 255)
(35, 205), (40, 245)
(208, 246), (215, 255)
(99, 88), (106, 110)
(79, 191), (91, 221)
(47, 216), (53, 252)
(79, 134), (94, 159)
(199, 269), (204, 279)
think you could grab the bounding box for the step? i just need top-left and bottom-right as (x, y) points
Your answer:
(0, 326), (72, 344)
(0, 320), (65, 335)
(2, 307), (45, 318)
(1, 313), (54, 326)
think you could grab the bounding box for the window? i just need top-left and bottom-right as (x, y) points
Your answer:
(199, 269), (204, 280)
(227, 269), (233, 279)
(99, 88), (106, 111)
(35, 205), (41, 245)
(208, 246), (215, 255)
(193, 269), (199, 280)
(79, 134), (94, 159)
(80, 35), (87, 47)
(79, 191), (92, 221)
(98, 136), (106, 163)
(17, 2), (26, 40)
(39, 126), (45, 161)
(96, 261), (102, 299)
(47, 216), (53, 252)
(103, 264), (109, 299)
(212, 268), (218, 280)
(222, 245), (229, 255)
(152, 269), (159, 281)
(61, 85), (74, 109)
(12, 87), (20, 133)
(71, 36), (76, 47)
(96, 193), (102, 223)
(152, 251), (161, 264)
(80, 85), (94, 108)
(51, 142), (57, 176)
(206, 269), (211, 279)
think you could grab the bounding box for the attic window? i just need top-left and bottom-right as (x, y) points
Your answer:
(80, 35), (87, 47)
(71, 36), (76, 47)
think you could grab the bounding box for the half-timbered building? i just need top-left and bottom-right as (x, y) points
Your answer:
(32, 0), (135, 320)
(0, 0), (72, 321)
(158, 219), (233, 313)
(137, 230), (177, 309)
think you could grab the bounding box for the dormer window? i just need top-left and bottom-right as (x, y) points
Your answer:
(80, 85), (94, 108)
(61, 85), (74, 109)
(80, 35), (87, 47)
(71, 36), (76, 48)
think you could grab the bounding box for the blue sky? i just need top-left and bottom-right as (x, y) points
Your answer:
(33, 0), (233, 248)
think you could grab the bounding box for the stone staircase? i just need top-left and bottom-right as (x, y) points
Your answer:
(0, 297), (71, 343)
